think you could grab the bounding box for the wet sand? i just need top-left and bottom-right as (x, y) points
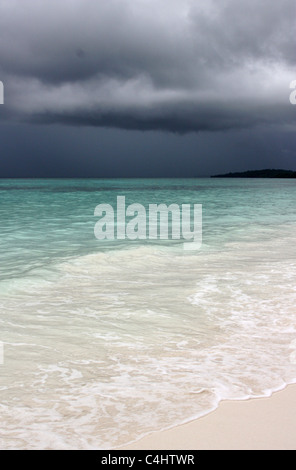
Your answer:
(119, 384), (296, 450)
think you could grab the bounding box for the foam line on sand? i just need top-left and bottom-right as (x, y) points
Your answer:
(119, 384), (296, 450)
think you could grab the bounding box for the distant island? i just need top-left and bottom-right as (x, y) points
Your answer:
(211, 169), (296, 178)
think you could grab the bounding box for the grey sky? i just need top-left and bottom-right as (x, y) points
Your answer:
(0, 0), (295, 176)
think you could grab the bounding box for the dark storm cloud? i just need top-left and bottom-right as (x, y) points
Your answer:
(0, 0), (295, 133)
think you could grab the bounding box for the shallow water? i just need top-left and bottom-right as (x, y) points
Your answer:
(0, 178), (296, 449)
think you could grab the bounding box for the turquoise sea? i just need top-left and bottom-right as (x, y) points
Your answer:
(1, 178), (296, 449)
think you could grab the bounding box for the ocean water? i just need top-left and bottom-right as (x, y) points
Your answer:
(1, 178), (296, 449)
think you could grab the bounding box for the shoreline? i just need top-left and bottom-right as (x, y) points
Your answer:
(118, 383), (296, 450)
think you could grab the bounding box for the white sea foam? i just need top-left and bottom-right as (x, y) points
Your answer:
(1, 224), (296, 449)
(1, 177), (296, 448)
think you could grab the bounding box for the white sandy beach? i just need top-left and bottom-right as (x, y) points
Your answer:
(119, 384), (296, 450)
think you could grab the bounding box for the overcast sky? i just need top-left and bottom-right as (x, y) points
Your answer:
(0, 0), (295, 177)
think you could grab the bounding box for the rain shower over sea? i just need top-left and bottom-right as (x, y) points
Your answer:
(1, 178), (296, 449)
